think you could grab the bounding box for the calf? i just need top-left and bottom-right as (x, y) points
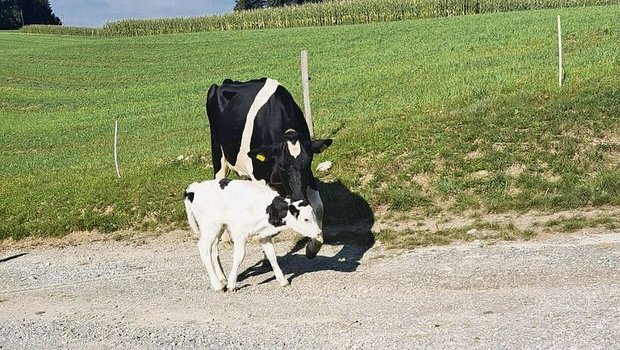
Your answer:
(184, 179), (323, 291)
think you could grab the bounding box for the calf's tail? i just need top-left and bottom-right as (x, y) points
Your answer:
(183, 186), (200, 236)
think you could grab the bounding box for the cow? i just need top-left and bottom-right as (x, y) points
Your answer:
(206, 78), (332, 258)
(184, 179), (323, 291)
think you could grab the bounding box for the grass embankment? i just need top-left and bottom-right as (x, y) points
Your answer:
(1, 6), (619, 241)
(20, 0), (620, 36)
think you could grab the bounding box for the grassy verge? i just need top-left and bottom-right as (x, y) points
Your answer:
(375, 210), (620, 249)
(1, 6), (620, 240)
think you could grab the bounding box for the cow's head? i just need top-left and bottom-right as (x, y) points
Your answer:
(248, 129), (332, 200)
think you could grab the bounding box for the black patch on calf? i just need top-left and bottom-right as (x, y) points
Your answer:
(219, 179), (232, 189)
(288, 205), (300, 219)
(298, 200), (309, 207)
(184, 190), (195, 203)
(266, 196), (289, 227)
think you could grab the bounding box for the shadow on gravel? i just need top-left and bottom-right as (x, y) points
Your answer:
(239, 180), (374, 284)
(0, 252), (28, 263)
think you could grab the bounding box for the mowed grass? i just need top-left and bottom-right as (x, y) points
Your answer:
(1, 6), (619, 240)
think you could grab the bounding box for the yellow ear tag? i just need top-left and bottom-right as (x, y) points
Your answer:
(256, 153), (266, 162)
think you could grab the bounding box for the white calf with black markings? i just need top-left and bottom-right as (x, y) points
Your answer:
(184, 179), (323, 291)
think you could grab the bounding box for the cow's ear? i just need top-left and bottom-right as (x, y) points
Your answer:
(311, 139), (333, 154)
(248, 146), (277, 162)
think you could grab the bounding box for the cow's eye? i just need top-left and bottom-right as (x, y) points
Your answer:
(304, 219), (310, 223)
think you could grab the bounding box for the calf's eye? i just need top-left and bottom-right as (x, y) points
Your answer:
(304, 219), (310, 222)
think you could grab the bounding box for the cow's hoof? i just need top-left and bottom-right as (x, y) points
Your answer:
(279, 279), (290, 287)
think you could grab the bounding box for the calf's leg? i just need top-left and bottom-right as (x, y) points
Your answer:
(198, 232), (225, 291)
(226, 238), (246, 291)
(260, 237), (289, 287)
(196, 222), (226, 291)
(211, 237), (227, 286)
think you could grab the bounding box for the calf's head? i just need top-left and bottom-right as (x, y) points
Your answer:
(267, 197), (323, 243)
(248, 129), (332, 200)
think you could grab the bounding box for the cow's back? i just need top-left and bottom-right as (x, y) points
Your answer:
(250, 82), (310, 148)
(206, 78), (266, 166)
(206, 78), (311, 181)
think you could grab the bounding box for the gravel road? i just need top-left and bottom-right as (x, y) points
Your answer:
(1, 230), (620, 349)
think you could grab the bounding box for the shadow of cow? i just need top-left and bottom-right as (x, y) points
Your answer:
(238, 180), (375, 284)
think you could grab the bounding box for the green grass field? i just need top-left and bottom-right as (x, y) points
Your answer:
(1, 6), (619, 240)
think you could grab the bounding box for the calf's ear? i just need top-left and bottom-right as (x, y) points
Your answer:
(311, 139), (333, 154)
(266, 196), (289, 226)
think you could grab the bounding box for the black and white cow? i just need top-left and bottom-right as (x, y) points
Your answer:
(206, 78), (332, 258)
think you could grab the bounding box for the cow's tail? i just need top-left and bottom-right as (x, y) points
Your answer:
(206, 83), (219, 123)
(183, 185), (200, 236)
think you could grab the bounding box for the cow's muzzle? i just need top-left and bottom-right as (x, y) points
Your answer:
(305, 236), (323, 259)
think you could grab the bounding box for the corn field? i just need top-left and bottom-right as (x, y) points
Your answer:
(21, 0), (620, 36)
(20, 25), (100, 36)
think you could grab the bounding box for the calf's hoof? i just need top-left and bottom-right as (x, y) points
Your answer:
(279, 279), (290, 287)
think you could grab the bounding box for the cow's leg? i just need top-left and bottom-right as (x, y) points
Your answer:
(226, 238), (246, 291)
(305, 181), (324, 259)
(211, 144), (233, 244)
(212, 144), (228, 180)
(211, 236), (227, 286)
(197, 226), (225, 291)
(260, 237), (289, 287)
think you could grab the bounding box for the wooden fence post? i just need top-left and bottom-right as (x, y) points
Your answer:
(114, 120), (121, 178)
(557, 15), (563, 87)
(300, 50), (314, 138)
